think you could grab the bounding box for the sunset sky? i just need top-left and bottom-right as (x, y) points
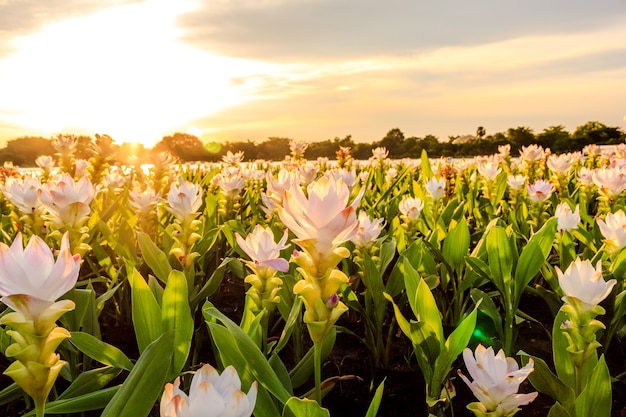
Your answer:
(1, 0), (625, 148)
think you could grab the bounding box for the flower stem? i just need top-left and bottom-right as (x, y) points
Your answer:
(313, 340), (322, 406)
(35, 397), (45, 417)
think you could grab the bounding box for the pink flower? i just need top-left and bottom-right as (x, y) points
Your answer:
(0, 232), (80, 320)
(161, 364), (257, 417)
(236, 225), (290, 274)
(526, 179), (554, 203)
(167, 181), (203, 221)
(555, 202), (580, 233)
(277, 175), (362, 260)
(38, 173), (96, 228)
(458, 345), (537, 416)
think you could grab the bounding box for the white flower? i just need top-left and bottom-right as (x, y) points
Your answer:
(167, 180), (203, 221)
(129, 187), (160, 214)
(222, 151), (245, 165)
(555, 202), (580, 233)
(547, 154), (572, 176)
(592, 166), (626, 198)
(351, 212), (385, 248)
(75, 159), (91, 178)
(458, 345), (537, 417)
(160, 364), (257, 417)
(329, 169), (357, 189)
(0, 232), (81, 320)
(35, 155), (55, 173)
(51, 134), (77, 156)
(298, 162), (318, 186)
(371, 147), (389, 161)
(526, 179), (554, 203)
(38, 173), (96, 228)
(398, 196), (424, 222)
(277, 175), (362, 259)
(289, 140), (308, 159)
(214, 171), (245, 199)
(556, 258), (616, 311)
(597, 210), (626, 253)
(236, 225), (290, 274)
(425, 177), (446, 200)
(507, 175), (526, 191)
(1, 176), (42, 215)
(519, 144), (545, 162)
(498, 144), (511, 157)
(577, 167), (594, 186)
(478, 161), (501, 181)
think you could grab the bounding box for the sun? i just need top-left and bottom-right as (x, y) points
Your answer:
(0, 0), (268, 149)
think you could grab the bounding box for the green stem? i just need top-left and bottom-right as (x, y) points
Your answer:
(313, 341), (322, 406)
(575, 364), (583, 396)
(35, 397), (45, 417)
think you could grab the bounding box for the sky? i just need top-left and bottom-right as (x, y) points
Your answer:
(1, 0), (625, 149)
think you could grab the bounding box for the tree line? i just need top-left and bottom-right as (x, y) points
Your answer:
(0, 121), (623, 166)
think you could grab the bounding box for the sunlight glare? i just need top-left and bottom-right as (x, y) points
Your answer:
(0, 0), (271, 147)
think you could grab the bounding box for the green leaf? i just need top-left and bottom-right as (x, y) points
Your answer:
(470, 288), (504, 342)
(203, 302), (292, 402)
(552, 308), (575, 390)
(486, 226), (512, 297)
(575, 355), (612, 417)
(137, 231), (172, 284)
(69, 332), (134, 371)
(519, 352), (574, 412)
(430, 307), (478, 398)
(288, 329), (336, 389)
(282, 397), (330, 417)
(548, 402), (572, 417)
(207, 323), (282, 417)
(57, 366), (122, 400)
(24, 386), (119, 416)
(365, 378), (385, 417)
(0, 383), (22, 407)
(101, 333), (175, 417)
(442, 217), (470, 274)
(161, 270), (194, 377)
(128, 266), (163, 353)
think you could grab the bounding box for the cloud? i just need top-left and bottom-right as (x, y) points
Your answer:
(0, 0), (142, 57)
(179, 0), (626, 61)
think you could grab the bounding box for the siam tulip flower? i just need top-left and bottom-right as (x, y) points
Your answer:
(547, 154), (573, 176)
(51, 134), (77, 157)
(38, 173), (96, 228)
(35, 155), (55, 173)
(236, 226), (290, 276)
(592, 166), (626, 198)
(167, 180), (203, 222)
(519, 144), (545, 162)
(371, 147), (389, 161)
(425, 176), (446, 200)
(577, 167), (594, 186)
(458, 344), (537, 417)
(384, 167), (398, 184)
(555, 202), (580, 233)
(298, 162), (318, 186)
(0, 232), (81, 417)
(214, 171), (245, 200)
(526, 179), (554, 203)
(398, 196), (424, 222)
(1, 176), (42, 215)
(74, 159), (91, 178)
(236, 226), (289, 313)
(0, 232), (80, 321)
(277, 175), (362, 267)
(556, 258), (616, 312)
(477, 161), (501, 181)
(597, 210), (626, 253)
(129, 187), (160, 214)
(506, 174), (526, 191)
(266, 169), (296, 203)
(329, 168), (357, 189)
(351, 212), (385, 249)
(498, 144), (511, 157)
(222, 150), (245, 165)
(161, 364), (257, 417)
(102, 171), (128, 190)
(289, 139), (308, 160)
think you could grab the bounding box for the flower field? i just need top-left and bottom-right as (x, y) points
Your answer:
(1, 136), (626, 417)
